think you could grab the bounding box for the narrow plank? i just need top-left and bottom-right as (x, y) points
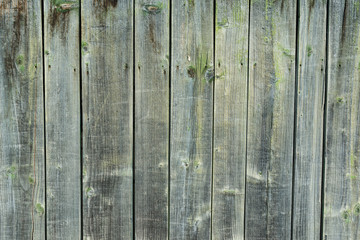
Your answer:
(44, 0), (80, 238)
(323, 0), (360, 239)
(0, 1), (45, 239)
(245, 0), (296, 239)
(81, 1), (133, 239)
(212, 0), (249, 239)
(170, 0), (214, 239)
(292, 0), (327, 239)
(134, 0), (169, 239)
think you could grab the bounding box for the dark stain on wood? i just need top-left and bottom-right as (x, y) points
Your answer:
(93, 0), (118, 10)
(1, 0), (27, 79)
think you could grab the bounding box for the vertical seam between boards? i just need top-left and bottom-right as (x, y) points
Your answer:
(132, 0), (136, 239)
(41, 0), (47, 239)
(78, 1), (83, 239)
(244, 0), (251, 238)
(168, 0), (172, 239)
(320, 0), (330, 239)
(210, 0), (216, 239)
(291, 0), (300, 239)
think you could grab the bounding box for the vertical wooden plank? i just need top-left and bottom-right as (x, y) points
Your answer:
(323, 0), (360, 239)
(81, 1), (133, 239)
(293, 0), (327, 239)
(0, 1), (45, 239)
(170, 0), (213, 239)
(212, 0), (249, 239)
(245, 0), (296, 239)
(44, 0), (80, 238)
(134, 0), (169, 239)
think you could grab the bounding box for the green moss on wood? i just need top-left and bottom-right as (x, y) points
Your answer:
(307, 45), (313, 57)
(341, 209), (352, 223)
(35, 203), (45, 216)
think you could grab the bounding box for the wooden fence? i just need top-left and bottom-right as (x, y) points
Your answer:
(0, 0), (359, 239)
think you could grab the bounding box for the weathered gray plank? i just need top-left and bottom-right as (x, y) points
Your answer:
(134, 0), (169, 239)
(0, 1), (45, 239)
(323, 0), (360, 239)
(81, 1), (133, 239)
(169, 0), (213, 239)
(245, 0), (296, 239)
(44, 0), (80, 238)
(212, 0), (249, 239)
(293, 0), (327, 239)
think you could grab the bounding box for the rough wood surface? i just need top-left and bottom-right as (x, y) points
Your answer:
(81, 1), (133, 239)
(245, 0), (296, 239)
(44, 0), (80, 238)
(134, 0), (170, 239)
(169, 0), (214, 239)
(292, 0), (327, 239)
(212, 0), (249, 239)
(323, 0), (360, 239)
(0, 1), (45, 239)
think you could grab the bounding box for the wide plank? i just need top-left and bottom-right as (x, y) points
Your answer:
(170, 0), (214, 239)
(81, 1), (134, 239)
(134, 0), (170, 239)
(245, 0), (296, 238)
(323, 0), (360, 239)
(212, 0), (249, 239)
(0, 1), (45, 239)
(292, 0), (327, 239)
(44, 0), (81, 238)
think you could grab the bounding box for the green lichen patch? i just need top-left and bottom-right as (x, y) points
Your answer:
(217, 18), (229, 30)
(45, 50), (50, 55)
(307, 45), (313, 57)
(85, 187), (95, 198)
(143, 2), (163, 15)
(6, 166), (16, 179)
(222, 189), (238, 196)
(341, 209), (352, 223)
(353, 203), (360, 216)
(35, 203), (45, 216)
(336, 97), (344, 103)
(187, 65), (196, 78)
(29, 175), (35, 185)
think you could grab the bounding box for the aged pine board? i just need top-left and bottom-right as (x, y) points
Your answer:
(134, 0), (170, 239)
(81, 1), (133, 239)
(169, 0), (213, 239)
(212, 0), (249, 239)
(323, 0), (360, 239)
(245, 0), (296, 239)
(44, 0), (80, 238)
(292, 0), (327, 239)
(0, 1), (45, 239)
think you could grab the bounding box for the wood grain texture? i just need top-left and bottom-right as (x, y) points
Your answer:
(134, 0), (169, 239)
(0, 1), (45, 239)
(212, 0), (249, 239)
(245, 0), (296, 239)
(44, 0), (80, 238)
(293, 0), (327, 239)
(169, 0), (213, 239)
(323, 0), (360, 239)
(81, 1), (133, 239)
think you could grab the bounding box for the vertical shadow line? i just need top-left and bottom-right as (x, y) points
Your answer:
(40, 0), (47, 239)
(132, 0), (136, 239)
(320, 0), (330, 239)
(243, 0), (251, 238)
(78, 1), (83, 239)
(210, 0), (216, 239)
(168, 0), (172, 239)
(291, 0), (300, 239)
